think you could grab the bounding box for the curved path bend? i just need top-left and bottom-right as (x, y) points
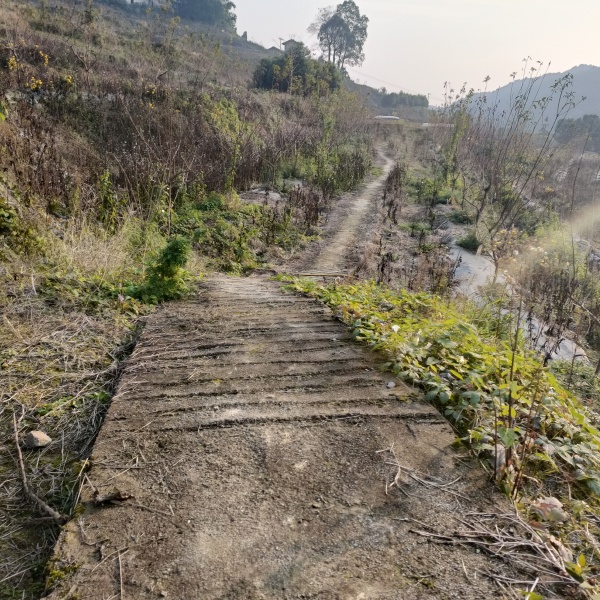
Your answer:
(47, 169), (512, 599)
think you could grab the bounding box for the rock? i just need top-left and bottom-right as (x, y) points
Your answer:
(386, 381), (396, 389)
(23, 431), (52, 448)
(530, 496), (569, 523)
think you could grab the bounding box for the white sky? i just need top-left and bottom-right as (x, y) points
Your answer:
(234, 0), (600, 105)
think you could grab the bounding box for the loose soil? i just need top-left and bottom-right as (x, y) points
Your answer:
(46, 154), (524, 599)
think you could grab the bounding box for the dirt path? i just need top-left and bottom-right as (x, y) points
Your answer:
(310, 153), (395, 273)
(43, 159), (524, 599)
(282, 148), (392, 276)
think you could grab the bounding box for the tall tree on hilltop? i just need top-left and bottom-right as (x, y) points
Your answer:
(252, 42), (341, 96)
(309, 1), (368, 71)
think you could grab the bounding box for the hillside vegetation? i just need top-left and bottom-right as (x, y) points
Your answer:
(8, 1), (600, 598)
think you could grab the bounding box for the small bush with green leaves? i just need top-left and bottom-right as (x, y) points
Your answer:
(448, 209), (473, 225)
(196, 192), (225, 212)
(131, 236), (192, 304)
(0, 196), (45, 259)
(456, 230), (480, 252)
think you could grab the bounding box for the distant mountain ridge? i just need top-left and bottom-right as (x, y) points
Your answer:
(474, 64), (600, 120)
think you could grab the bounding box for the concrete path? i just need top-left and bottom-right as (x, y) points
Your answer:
(46, 275), (510, 600)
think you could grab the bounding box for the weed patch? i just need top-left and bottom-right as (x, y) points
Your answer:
(0, 195), (45, 259)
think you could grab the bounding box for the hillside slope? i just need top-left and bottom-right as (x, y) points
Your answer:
(472, 64), (600, 120)
(0, 2), (376, 597)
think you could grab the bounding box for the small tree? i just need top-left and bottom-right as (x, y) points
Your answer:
(439, 61), (581, 274)
(309, 1), (368, 70)
(131, 236), (192, 304)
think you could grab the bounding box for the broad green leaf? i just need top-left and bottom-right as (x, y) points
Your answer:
(586, 478), (600, 495)
(456, 323), (472, 335)
(497, 427), (519, 449)
(565, 562), (584, 582)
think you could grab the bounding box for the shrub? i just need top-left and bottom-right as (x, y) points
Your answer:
(0, 196), (45, 259)
(448, 209), (473, 225)
(130, 236), (192, 303)
(196, 192), (226, 212)
(456, 230), (480, 252)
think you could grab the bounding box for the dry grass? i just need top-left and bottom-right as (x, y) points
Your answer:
(0, 226), (148, 598)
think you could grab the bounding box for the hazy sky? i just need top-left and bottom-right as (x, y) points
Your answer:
(235, 0), (599, 104)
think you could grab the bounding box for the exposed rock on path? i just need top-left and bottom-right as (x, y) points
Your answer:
(47, 275), (511, 599)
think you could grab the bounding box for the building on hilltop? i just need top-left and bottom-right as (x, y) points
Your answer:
(282, 39), (301, 53)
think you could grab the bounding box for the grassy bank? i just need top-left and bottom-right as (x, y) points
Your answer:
(286, 277), (600, 596)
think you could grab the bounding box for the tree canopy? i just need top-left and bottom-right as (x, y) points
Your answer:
(309, 1), (368, 71)
(380, 90), (429, 109)
(173, 0), (237, 28)
(252, 43), (341, 96)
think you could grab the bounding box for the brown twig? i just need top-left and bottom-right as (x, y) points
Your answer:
(409, 510), (575, 589)
(118, 550), (124, 599)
